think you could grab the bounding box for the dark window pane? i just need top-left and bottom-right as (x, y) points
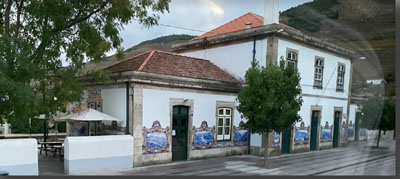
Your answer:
(218, 109), (224, 115)
(173, 107), (178, 114)
(225, 127), (230, 135)
(218, 118), (223, 126)
(226, 109), (231, 115)
(225, 118), (230, 126)
(218, 127), (223, 135)
(181, 119), (186, 126)
(173, 118), (177, 126)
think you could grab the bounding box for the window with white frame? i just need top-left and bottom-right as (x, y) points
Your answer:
(287, 51), (298, 68)
(217, 108), (232, 141)
(336, 64), (345, 92)
(314, 58), (324, 89)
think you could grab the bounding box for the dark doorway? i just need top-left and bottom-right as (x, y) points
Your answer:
(310, 110), (320, 151)
(172, 106), (189, 161)
(355, 112), (360, 141)
(281, 128), (292, 154)
(333, 111), (341, 148)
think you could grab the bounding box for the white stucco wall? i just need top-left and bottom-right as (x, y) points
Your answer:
(142, 88), (244, 129)
(101, 88), (126, 127)
(298, 96), (348, 127)
(250, 133), (262, 147)
(180, 39), (268, 80)
(64, 135), (133, 174)
(0, 139), (38, 176)
(349, 104), (358, 125)
(277, 39), (351, 99)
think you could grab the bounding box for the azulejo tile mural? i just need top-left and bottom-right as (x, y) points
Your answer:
(142, 121), (170, 154)
(348, 121), (354, 138)
(233, 122), (249, 146)
(360, 128), (367, 136)
(191, 121), (249, 150)
(294, 122), (309, 145)
(192, 121), (215, 150)
(341, 121), (347, 139)
(273, 132), (280, 147)
(320, 121), (332, 142)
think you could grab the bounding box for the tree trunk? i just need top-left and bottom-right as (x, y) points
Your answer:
(263, 132), (270, 167)
(376, 129), (381, 148)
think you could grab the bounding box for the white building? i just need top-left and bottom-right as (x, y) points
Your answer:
(76, 50), (247, 166)
(172, 0), (360, 155)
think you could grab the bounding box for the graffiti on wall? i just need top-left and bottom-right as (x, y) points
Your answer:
(320, 121), (332, 142)
(142, 121), (170, 154)
(233, 121), (249, 146)
(294, 122), (309, 145)
(192, 121), (215, 150)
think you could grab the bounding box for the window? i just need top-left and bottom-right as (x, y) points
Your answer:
(287, 51), (298, 68)
(336, 64), (345, 92)
(217, 108), (232, 141)
(314, 58), (324, 89)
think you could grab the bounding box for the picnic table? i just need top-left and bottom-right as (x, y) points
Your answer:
(38, 141), (64, 160)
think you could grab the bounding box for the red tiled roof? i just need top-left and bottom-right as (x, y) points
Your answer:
(105, 50), (241, 83)
(195, 12), (292, 40)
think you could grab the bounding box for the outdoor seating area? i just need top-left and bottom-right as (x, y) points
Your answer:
(38, 138), (65, 161)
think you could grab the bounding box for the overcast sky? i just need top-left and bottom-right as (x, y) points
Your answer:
(111, 0), (312, 55)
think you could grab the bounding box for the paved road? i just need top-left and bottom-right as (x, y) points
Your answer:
(80, 139), (395, 176)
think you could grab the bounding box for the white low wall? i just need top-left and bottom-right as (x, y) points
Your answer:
(64, 135), (134, 175)
(0, 139), (38, 176)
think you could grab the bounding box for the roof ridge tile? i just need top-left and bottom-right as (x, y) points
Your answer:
(138, 50), (156, 71)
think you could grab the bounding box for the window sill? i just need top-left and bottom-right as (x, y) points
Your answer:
(313, 85), (323, 90)
(336, 89), (344, 93)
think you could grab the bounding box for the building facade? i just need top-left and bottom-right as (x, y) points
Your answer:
(172, 10), (359, 156)
(75, 51), (248, 167)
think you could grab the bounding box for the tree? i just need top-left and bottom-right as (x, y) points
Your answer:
(0, 0), (170, 132)
(360, 95), (395, 147)
(237, 58), (303, 167)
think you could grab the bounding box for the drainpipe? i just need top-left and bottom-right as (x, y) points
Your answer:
(125, 82), (130, 135)
(252, 36), (256, 60)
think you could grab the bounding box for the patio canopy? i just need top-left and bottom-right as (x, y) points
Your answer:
(55, 109), (121, 122)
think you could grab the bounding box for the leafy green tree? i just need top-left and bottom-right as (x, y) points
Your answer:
(237, 58), (303, 167)
(360, 95), (395, 147)
(0, 0), (170, 133)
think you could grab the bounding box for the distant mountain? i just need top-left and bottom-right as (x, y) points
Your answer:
(280, 0), (395, 96)
(82, 34), (196, 74)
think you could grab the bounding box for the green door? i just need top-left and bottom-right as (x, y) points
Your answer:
(355, 112), (360, 141)
(333, 111), (341, 148)
(310, 111), (319, 151)
(172, 106), (189, 161)
(281, 128), (292, 154)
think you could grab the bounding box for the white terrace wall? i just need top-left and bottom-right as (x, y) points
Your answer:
(64, 135), (133, 175)
(180, 39), (268, 80)
(0, 139), (38, 176)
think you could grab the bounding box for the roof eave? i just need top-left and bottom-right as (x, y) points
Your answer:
(172, 24), (357, 60)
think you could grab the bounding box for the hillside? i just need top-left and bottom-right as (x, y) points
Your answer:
(81, 34), (196, 73)
(280, 0), (395, 96)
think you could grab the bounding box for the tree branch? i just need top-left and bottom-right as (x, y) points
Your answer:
(30, 0), (111, 64)
(4, 0), (12, 36)
(14, 0), (24, 38)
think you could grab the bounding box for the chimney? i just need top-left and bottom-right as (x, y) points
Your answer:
(264, 0), (279, 25)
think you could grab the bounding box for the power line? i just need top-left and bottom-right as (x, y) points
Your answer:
(131, 18), (220, 35)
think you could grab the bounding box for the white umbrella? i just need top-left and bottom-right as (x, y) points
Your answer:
(56, 109), (122, 136)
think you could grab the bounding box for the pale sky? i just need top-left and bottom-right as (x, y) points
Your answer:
(62, 0), (313, 65)
(114, 0), (312, 55)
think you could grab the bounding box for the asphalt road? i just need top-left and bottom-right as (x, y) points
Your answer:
(78, 138), (395, 176)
